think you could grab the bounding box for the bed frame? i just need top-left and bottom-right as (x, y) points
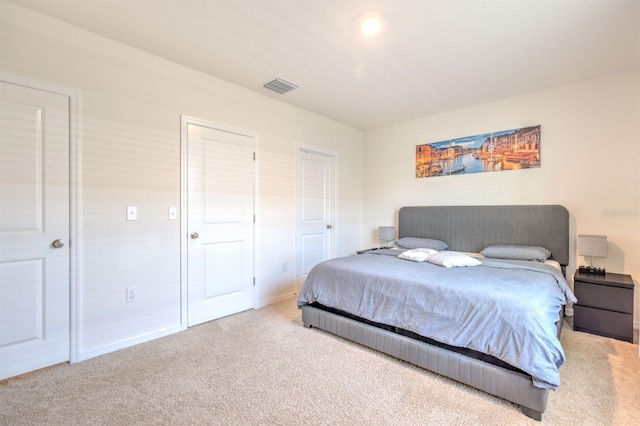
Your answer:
(301, 205), (570, 421)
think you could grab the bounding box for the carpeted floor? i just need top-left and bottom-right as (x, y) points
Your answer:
(1, 298), (638, 425)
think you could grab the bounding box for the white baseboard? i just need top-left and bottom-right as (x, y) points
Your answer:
(255, 292), (296, 309)
(77, 294), (297, 363)
(77, 324), (183, 362)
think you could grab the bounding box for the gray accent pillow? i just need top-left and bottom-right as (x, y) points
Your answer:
(480, 245), (551, 262)
(395, 237), (448, 251)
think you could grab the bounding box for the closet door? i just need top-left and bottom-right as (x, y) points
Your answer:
(296, 148), (334, 292)
(186, 121), (255, 326)
(0, 81), (70, 380)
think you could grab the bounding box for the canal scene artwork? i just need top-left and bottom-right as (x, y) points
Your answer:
(415, 125), (541, 178)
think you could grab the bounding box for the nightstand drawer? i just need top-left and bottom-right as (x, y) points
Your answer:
(574, 281), (633, 314)
(573, 305), (633, 342)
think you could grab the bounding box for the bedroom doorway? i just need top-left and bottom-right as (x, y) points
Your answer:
(182, 117), (256, 327)
(0, 80), (70, 380)
(296, 148), (334, 293)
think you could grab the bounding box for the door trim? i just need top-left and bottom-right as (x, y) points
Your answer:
(0, 71), (81, 363)
(179, 115), (258, 329)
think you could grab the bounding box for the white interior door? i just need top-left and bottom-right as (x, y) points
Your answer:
(296, 149), (334, 291)
(186, 122), (255, 326)
(0, 81), (70, 380)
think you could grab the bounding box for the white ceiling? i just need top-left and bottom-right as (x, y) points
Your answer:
(8, 0), (640, 130)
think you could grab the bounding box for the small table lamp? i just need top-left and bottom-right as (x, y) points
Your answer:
(577, 234), (607, 274)
(379, 226), (395, 248)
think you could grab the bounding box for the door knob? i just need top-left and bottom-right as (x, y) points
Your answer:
(52, 239), (65, 248)
(326, 224), (333, 229)
(190, 232), (199, 239)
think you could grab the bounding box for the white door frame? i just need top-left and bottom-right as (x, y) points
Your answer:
(179, 115), (258, 329)
(0, 71), (81, 364)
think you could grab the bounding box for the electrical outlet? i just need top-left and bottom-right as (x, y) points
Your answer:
(126, 287), (138, 303)
(282, 262), (288, 272)
(127, 206), (137, 221)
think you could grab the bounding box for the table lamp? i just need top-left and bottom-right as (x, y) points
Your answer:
(577, 234), (607, 275)
(378, 226), (395, 248)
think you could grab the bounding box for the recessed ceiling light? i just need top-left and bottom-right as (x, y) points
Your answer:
(360, 16), (381, 37)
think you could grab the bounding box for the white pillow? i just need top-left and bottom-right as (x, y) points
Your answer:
(427, 251), (482, 268)
(398, 248), (438, 262)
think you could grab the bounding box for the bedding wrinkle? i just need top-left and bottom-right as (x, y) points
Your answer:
(297, 251), (576, 390)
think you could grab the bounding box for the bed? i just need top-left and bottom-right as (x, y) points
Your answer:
(297, 205), (575, 420)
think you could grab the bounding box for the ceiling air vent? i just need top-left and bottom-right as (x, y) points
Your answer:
(263, 78), (298, 95)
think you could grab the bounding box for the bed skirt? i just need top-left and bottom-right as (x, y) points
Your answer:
(301, 304), (554, 420)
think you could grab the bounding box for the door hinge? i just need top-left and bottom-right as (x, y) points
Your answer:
(253, 214), (256, 223)
(253, 152), (256, 161)
(253, 277), (256, 286)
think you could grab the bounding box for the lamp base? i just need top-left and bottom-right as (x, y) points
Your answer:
(578, 265), (606, 275)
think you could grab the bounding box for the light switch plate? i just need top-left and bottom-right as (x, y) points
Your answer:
(127, 206), (137, 221)
(168, 206), (177, 220)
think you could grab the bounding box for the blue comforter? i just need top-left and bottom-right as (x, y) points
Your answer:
(297, 250), (577, 390)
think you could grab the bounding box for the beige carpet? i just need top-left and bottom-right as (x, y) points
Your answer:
(1, 298), (638, 425)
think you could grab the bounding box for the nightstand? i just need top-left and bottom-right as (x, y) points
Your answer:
(573, 270), (634, 342)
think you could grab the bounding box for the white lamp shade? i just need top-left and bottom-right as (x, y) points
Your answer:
(379, 226), (395, 241)
(578, 234), (607, 257)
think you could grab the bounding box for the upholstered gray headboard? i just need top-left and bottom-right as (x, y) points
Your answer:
(398, 205), (569, 268)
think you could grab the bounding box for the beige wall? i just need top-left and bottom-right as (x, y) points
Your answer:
(0, 1), (364, 359)
(364, 69), (640, 328)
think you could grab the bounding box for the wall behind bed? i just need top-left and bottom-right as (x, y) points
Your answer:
(363, 69), (640, 331)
